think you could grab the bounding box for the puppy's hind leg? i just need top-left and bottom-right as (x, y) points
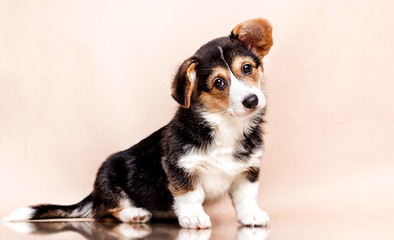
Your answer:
(92, 182), (152, 223)
(93, 190), (152, 223)
(92, 156), (152, 223)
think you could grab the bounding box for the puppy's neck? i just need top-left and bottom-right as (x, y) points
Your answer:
(199, 108), (263, 145)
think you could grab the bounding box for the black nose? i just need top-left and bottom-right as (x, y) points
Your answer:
(242, 94), (259, 109)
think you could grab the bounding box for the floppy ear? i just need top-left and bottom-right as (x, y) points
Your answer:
(171, 58), (198, 108)
(231, 18), (273, 58)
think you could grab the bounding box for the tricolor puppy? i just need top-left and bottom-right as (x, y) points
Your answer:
(4, 18), (273, 229)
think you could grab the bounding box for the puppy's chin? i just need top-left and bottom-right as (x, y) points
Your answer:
(227, 107), (261, 118)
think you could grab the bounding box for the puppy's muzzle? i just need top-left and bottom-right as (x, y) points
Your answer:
(242, 94), (259, 109)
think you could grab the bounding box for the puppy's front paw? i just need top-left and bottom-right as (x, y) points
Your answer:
(237, 209), (270, 227)
(178, 212), (212, 229)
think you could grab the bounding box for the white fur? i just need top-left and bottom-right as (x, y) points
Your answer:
(178, 111), (262, 202)
(228, 72), (266, 116)
(117, 207), (152, 223)
(173, 185), (212, 228)
(3, 207), (35, 222)
(230, 176), (270, 226)
(189, 70), (197, 82)
(118, 196), (133, 208)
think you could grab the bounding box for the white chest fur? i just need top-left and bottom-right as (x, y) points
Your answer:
(177, 112), (263, 202)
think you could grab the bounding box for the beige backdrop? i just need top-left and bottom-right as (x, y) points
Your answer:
(1, 0), (394, 239)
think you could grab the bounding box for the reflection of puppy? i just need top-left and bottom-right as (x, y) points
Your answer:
(4, 18), (273, 229)
(4, 222), (160, 240)
(4, 221), (269, 240)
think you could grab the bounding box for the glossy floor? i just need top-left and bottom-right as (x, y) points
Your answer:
(2, 214), (392, 240)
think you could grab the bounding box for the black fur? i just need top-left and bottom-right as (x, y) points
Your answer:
(234, 110), (265, 162)
(32, 194), (93, 219)
(92, 127), (174, 218)
(245, 167), (260, 183)
(171, 58), (197, 106)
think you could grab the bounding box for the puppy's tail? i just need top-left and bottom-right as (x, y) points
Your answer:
(3, 194), (93, 222)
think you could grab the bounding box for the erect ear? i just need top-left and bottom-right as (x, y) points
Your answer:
(171, 58), (198, 109)
(231, 18), (273, 58)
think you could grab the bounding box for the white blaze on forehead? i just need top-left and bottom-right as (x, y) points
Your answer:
(218, 47), (266, 116)
(229, 72), (253, 115)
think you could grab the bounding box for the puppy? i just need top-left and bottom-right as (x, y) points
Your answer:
(4, 18), (273, 229)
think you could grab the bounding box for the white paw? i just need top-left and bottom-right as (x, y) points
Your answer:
(176, 228), (212, 240)
(178, 212), (212, 229)
(237, 226), (270, 240)
(118, 207), (152, 223)
(237, 209), (270, 227)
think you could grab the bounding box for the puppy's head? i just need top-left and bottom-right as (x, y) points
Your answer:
(172, 18), (273, 117)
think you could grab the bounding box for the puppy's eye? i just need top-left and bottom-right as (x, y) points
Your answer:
(213, 78), (226, 90)
(242, 63), (253, 75)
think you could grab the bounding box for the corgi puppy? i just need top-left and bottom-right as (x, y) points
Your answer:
(4, 18), (273, 229)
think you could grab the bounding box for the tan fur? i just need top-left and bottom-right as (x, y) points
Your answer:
(183, 62), (197, 109)
(168, 181), (194, 196)
(168, 184), (189, 196)
(231, 56), (262, 88)
(231, 18), (273, 58)
(167, 171), (198, 196)
(198, 67), (230, 113)
(108, 208), (123, 219)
